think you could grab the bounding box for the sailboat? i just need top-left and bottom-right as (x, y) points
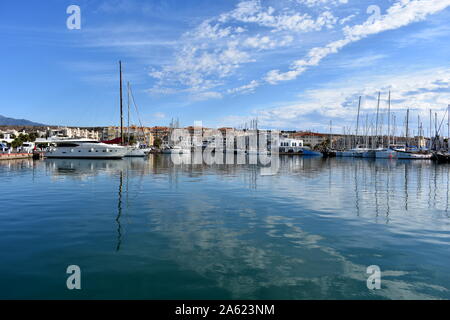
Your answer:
(45, 62), (129, 159)
(432, 105), (450, 162)
(396, 150), (432, 159)
(375, 91), (397, 159)
(121, 74), (151, 157)
(361, 92), (383, 158)
(125, 143), (151, 157)
(395, 108), (432, 159)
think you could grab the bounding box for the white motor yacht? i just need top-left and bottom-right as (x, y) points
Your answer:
(45, 139), (127, 159)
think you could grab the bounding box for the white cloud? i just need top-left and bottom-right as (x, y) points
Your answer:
(265, 0), (450, 84)
(191, 91), (223, 101)
(251, 67), (450, 130)
(344, 0), (450, 41)
(265, 69), (303, 84)
(339, 14), (356, 25)
(243, 35), (293, 50)
(334, 54), (387, 68)
(220, 1), (338, 32)
(152, 112), (166, 119)
(148, 0), (450, 102)
(296, 0), (348, 7)
(149, 0), (341, 99)
(228, 80), (260, 94)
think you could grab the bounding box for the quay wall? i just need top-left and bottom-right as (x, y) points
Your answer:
(0, 153), (33, 160)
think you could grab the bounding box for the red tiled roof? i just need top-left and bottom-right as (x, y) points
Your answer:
(294, 132), (326, 137)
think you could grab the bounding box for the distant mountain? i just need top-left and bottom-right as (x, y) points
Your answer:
(0, 115), (46, 126)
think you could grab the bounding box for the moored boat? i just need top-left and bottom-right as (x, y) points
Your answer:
(162, 145), (190, 154)
(322, 150), (336, 158)
(125, 143), (152, 157)
(375, 148), (397, 159)
(301, 147), (322, 156)
(434, 152), (450, 162)
(45, 139), (127, 159)
(396, 150), (432, 159)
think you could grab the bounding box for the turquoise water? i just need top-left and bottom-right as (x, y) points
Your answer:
(1, 155), (450, 299)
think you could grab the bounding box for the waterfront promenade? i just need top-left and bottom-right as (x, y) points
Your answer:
(0, 152), (33, 160)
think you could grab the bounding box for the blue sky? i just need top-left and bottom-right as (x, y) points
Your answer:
(2, 0), (450, 134)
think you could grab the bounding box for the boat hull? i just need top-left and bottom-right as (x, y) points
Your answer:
(396, 151), (432, 159)
(45, 142), (127, 159)
(45, 155), (124, 159)
(435, 152), (450, 162)
(362, 151), (376, 158)
(125, 147), (151, 157)
(301, 149), (322, 156)
(375, 150), (397, 159)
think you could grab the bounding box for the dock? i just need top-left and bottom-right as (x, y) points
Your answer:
(0, 152), (34, 160)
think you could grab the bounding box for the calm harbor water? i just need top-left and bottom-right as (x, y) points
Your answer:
(1, 155), (450, 299)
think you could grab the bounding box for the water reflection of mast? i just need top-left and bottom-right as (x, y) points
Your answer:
(385, 161), (390, 224)
(404, 162), (409, 211)
(446, 166), (449, 215)
(374, 162), (380, 221)
(417, 162), (422, 202)
(116, 170), (123, 252)
(433, 163), (438, 208)
(354, 160), (360, 217)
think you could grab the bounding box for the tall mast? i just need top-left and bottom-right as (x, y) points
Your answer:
(387, 91), (391, 147)
(448, 105), (450, 151)
(329, 120), (333, 149)
(355, 96), (361, 148)
(375, 92), (381, 148)
(343, 126), (346, 150)
(418, 115), (420, 149)
(405, 108), (410, 148)
(429, 109), (432, 149)
(435, 112), (438, 150)
(393, 114), (396, 145)
(127, 81), (130, 145)
(119, 61), (124, 145)
(365, 114), (369, 148)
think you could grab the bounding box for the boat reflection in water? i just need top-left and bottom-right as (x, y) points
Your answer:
(2, 155), (450, 299)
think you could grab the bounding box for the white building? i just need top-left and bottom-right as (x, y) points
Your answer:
(1, 133), (15, 144)
(46, 127), (100, 140)
(279, 137), (304, 153)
